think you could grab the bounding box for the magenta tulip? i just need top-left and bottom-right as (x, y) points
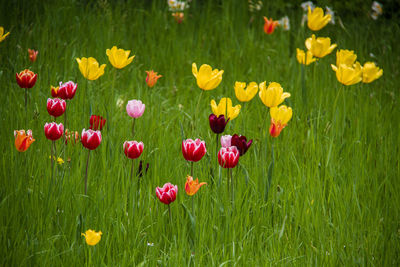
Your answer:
(44, 122), (64, 141)
(47, 98), (66, 118)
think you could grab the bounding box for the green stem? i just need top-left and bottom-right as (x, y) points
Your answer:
(190, 161), (194, 177)
(130, 159), (135, 181)
(301, 64), (307, 105)
(84, 150), (91, 195)
(132, 118), (135, 137)
(230, 168), (234, 209)
(25, 89), (28, 126)
(168, 204), (172, 223)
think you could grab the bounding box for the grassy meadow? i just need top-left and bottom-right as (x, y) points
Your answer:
(1, 0), (399, 265)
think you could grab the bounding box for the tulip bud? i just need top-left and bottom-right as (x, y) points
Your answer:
(16, 69), (37, 89)
(126, 99), (145, 118)
(58, 81), (77, 100)
(81, 129), (102, 150)
(220, 135), (232, 148)
(156, 183), (178, 205)
(44, 122), (64, 141)
(145, 70), (162, 88)
(209, 114), (229, 134)
(182, 138), (207, 162)
(123, 141), (144, 159)
(47, 98), (66, 118)
(218, 146), (240, 169)
(28, 49), (38, 62)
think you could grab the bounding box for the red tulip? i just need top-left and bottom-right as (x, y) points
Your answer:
(231, 134), (253, 156)
(156, 183), (178, 205)
(218, 146), (240, 168)
(263, 17), (278, 34)
(89, 115), (106, 131)
(58, 81), (77, 100)
(182, 138), (206, 162)
(209, 114), (229, 134)
(44, 122), (64, 141)
(50, 85), (59, 97)
(47, 98), (66, 118)
(123, 141), (144, 159)
(81, 129), (102, 150)
(16, 69), (37, 89)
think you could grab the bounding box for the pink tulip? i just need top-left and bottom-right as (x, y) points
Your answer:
(47, 98), (66, 118)
(218, 146), (240, 169)
(44, 122), (64, 141)
(220, 135), (232, 148)
(58, 81), (77, 100)
(123, 141), (144, 159)
(126, 100), (145, 118)
(81, 129), (102, 150)
(156, 183), (178, 205)
(182, 138), (206, 162)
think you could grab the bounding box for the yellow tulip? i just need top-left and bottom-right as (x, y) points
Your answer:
(210, 97), (241, 121)
(296, 48), (317, 65)
(305, 34), (337, 58)
(269, 105), (293, 137)
(82, 229), (102, 246)
(106, 46), (135, 69)
(0, 27), (10, 42)
(192, 63), (224, 90)
(307, 6), (331, 31)
(76, 57), (106, 80)
(258, 82), (290, 108)
(234, 81), (258, 102)
(335, 49), (357, 67)
(362, 62), (383, 83)
(331, 62), (362, 86)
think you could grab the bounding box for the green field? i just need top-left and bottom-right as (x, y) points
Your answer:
(1, 0), (399, 265)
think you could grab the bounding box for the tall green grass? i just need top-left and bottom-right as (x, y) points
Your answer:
(0, 0), (399, 265)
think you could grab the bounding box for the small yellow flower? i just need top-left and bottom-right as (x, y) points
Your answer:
(335, 49), (357, 67)
(192, 63), (224, 90)
(210, 97), (241, 121)
(296, 48), (317, 65)
(305, 34), (337, 58)
(331, 62), (363, 86)
(82, 229), (102, 246)
(362, 62), (383, 83)
(0, 27), (10, 42)
(258, 82), (290, 108)
(106, 46), (135, 69)
(76, 57), (106, 80)
(307, 6), (331, 31)
(234, 82), (258, 102)
(49, 156), (65, 165)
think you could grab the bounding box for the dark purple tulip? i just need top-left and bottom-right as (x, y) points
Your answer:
(231, 134), (253, 156)
(209, 114), (229, 134)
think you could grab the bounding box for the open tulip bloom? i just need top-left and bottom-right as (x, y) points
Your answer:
(307, 6), (331, 31)
(14, 130), (35, 152)
(258, 82), (290, 108)
(106, 46), (135, 69)
(76, 57), (106, 81)
(210, 97), (241, 121)
(47, 98), (66, 118)
(82, 229), (102, 246)
(305, 34), (337, 58)
(192, 63), (224, 91)
(234, 82), (259, 102)
(263, 17), (279, 34)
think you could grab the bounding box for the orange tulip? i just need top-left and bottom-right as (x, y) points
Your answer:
(145, 70), (162, 88)
(263, 17), (278, 34)
(172, 12), (184, 23)
(14, 130), (35, 152)
(28, 49), (38, 62)
(185, 175), (207, 196)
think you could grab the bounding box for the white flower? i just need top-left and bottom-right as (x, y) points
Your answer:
(301, 1), (314, 12)
(278, 16), (290, 30)
(325, 6), (335, 25)
(372, 1), (383, 15)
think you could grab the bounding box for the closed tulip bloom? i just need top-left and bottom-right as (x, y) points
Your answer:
(209, 114), (229, 134)
(192, 63), (224, 91)
(335, 49), (357, 67)
(89, 115), (106, 131)
(106, 46), (135, 69)
(220, 135), (232, 148)
(231, 134), (253, 156)
(81, 129), (102, 150)
(14, 130), (35, 152)
(16, 69), (37, 89)
(258, 82), (290, 108)
(28, 49), (38, 62)
(50, 85), (59, 97)
(182, 138), (206, 162)
(234, 82), (258, 102)
(172, 12), (184, 23)
(305, 34), (337, 58)
(362, 62), (383, 83)
(47, 98), (66, 118)
(64, 129), (79, 145)
(296, 48), (317, 65)
(58, 81), (77, 100)
(81, 230), (102, 246)
(210, 97), (241, 121)
(307, 6), (331, 31)
(0, 27), (10, 42)
(218, 146), (240, 169)
(269, 105), (293, 137)
(263, 17), (279, 34)
(156, 183), (178, 205)
(123, 141), (144, 159)
(185, 175), (207, 196)
(146, 70), (162, 88)
(126, 99), (145, 118)
(44, 122), (64, 141)
(331, 62), (363, 86)
(76, 57), (106, 80)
